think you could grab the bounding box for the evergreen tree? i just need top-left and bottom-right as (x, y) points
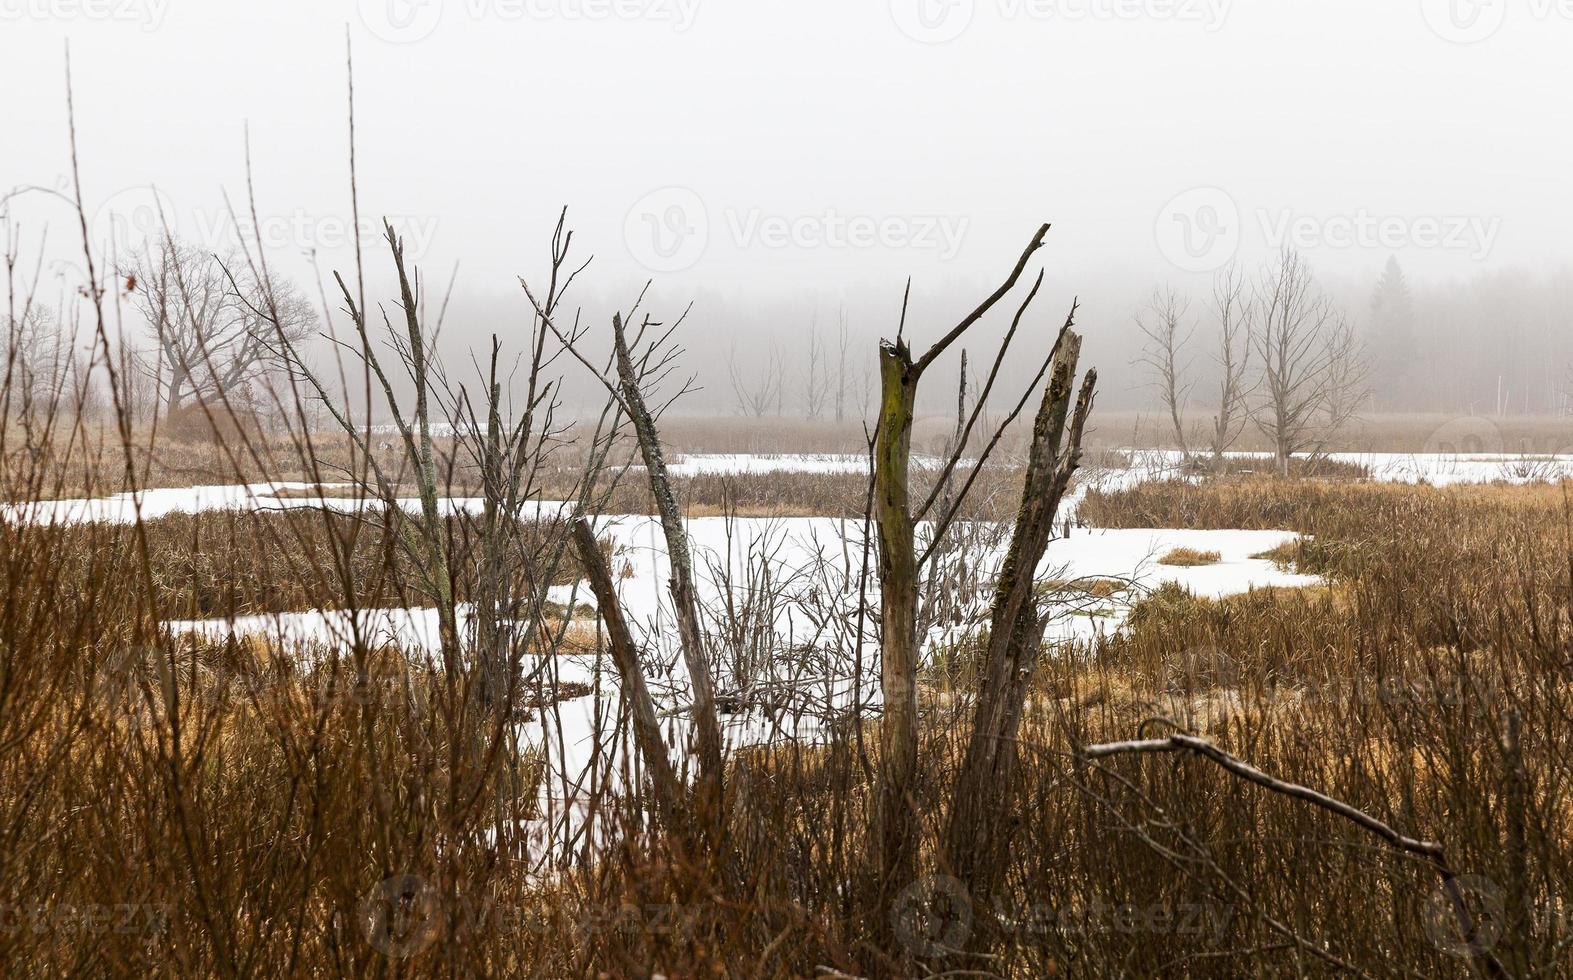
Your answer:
(1368, 255), (1415, 405)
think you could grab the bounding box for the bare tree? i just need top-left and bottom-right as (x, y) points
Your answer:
(1208, 263), (1253, 472)
(1316, 313), (1366, 452)
(858, 351), (875, 419)
(774, 338), (786, 416)
(126, 236), (315, 422)
(835, 305), (849, 423)
(2, 219), (78, 422)
(870, 223), (1095, 946)
(801, 319), (830, 419)
(115, 335), (161, 425)
(1250, 249), (1367, 477)
(726, 339), (781, 417)
(1134, 285), (1194, 457)
(2, 307), (71, 417)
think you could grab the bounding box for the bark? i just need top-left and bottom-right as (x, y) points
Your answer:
(163, 370), (183, 423)
(943, 332), (1094, 898)
(873, 338), (921, 919)
(391, 238), (461, 667)
(610, 314), (725, 802)
(862, 224), (1052, 963)
(571, 517), (684, 827)
(476, 369), (507, 710)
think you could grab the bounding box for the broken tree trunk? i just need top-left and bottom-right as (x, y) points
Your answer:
(873, 337), (923, 918)
(943, 329), (1095, 899)
(610, 314), (725, 805)
(571, 516), (684, 828)
(862, 224), (1052, 962)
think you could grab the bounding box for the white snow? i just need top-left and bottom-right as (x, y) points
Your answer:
(161, 512), (1312, 861)
(10, 440), (1558, 867)
(656, 452), (972, 476)
(1115, 449), (1573, 486)
(2, 482), (572, 526)
(11, 448), (1570, 529)
(0, 482), (350, 525)
(659, 453), (873, 476)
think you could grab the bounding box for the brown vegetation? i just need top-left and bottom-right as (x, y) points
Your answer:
(1157, 546), (1222, 566)
(6, 164), (1570, 976)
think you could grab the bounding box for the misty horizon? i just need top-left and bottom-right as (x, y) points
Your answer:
(5, 1), (1571, 418)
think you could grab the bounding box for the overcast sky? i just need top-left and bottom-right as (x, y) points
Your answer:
(5, 0), (1571, 410)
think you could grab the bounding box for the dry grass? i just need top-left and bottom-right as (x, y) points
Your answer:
(1249, 539), (1303, 570)
(1158, 546), (1222, 566)
(6, 411), (1573, 976)
(1087, 409), (1573, 455)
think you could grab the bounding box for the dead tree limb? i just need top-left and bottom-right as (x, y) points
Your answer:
(611, 312), (725, 801)
(1077, 732), (1512, 980)
(870, 222), (1050, 934)
(1134, 285), (1195, 459)
(1209, 263), (1253, 473)
(943, 325), (1095, 897)
(571, 517), (684, 827)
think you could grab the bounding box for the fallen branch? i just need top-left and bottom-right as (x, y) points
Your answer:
(1076, 732), (1511, 980)
(571, 516), (684, 828)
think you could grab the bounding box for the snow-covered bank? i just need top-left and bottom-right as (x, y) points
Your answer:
(11, 448), (1571, 528)
(657, 452), (967, 477)
(2, 483), (572, 526)
(1117, 449), (1573, 486)
(162, 513), (1313, 858)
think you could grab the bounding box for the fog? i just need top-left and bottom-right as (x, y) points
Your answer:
(5, 0), (1572, 415)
